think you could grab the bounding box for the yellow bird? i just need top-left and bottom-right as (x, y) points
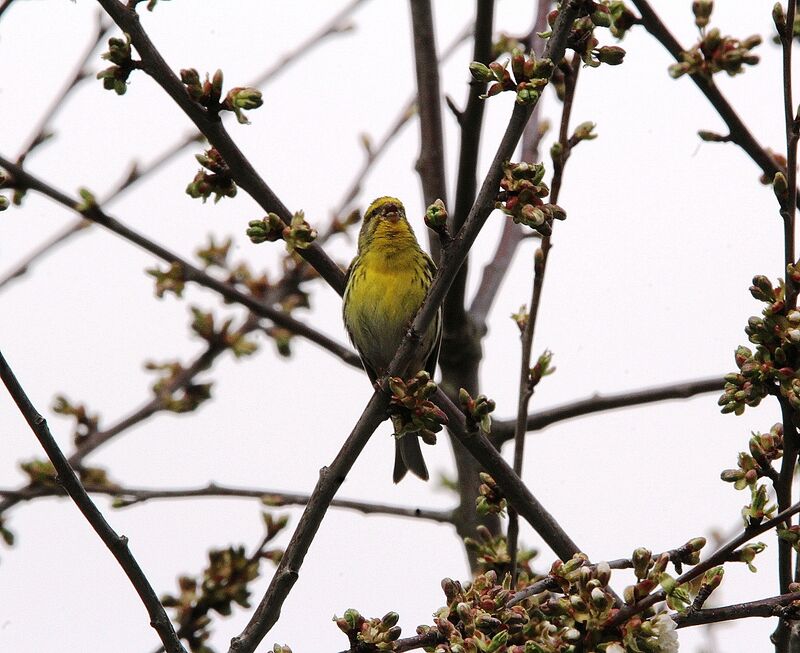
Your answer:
(343, 196), (442, 482)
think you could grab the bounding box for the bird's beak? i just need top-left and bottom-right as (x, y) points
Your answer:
(384, 206), (400, 223)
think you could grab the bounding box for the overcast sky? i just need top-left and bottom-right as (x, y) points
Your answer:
(0, 1), (793, 651)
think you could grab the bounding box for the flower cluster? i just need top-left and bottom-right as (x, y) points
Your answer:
(19, 458), (117, 491)
(186, 148), (237, 203)
(496, 161), (566, 237)
(163, 547), (259, 653)
(668, 3), (760, 79)
(97, 34), (138, 95)
(718, 275), (800, 416)
(189, 308), (258, 358)
(720, 424), (783, 490)
(388, 371), (448, 444)
(476, 474), (508, 517)
(247, 211), (318, 253)
(162, 513), (287, 653)
(459, 388), (496, 433)
(52, 394), (100, 447)
(334, 609), (402, 651)
(144, 360), (213, 414)
(180, 68), (263, 123)
(469, 50), (555, 106)
(547, 3), (628, 67)
(146, 261), (186, 298)
(418, 554), (624, 653)
(464, 527), (537, 579)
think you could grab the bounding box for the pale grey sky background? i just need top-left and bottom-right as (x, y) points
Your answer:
(0, 1), (791, 651)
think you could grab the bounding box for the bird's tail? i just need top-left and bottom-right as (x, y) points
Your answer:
(392, 418), (429, 483)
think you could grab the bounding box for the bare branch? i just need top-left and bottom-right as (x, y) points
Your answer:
(0, 156), (361, 370)
(491, 375), (724, 445)
(409, 0), (449, 245)
(0, 481), (454, 523)
(16, 12), (111, 164)
(508, 53), (580, 586)
(0, 349), (186, 653)
(674, 591), (800, 628)
(467, 0), (550, 329)
(96, 0), (346, 293)
(229, 391), (389, 653)
(631, 0), (800, 211)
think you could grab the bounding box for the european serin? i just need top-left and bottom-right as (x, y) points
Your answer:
(342, 196), (441, 482)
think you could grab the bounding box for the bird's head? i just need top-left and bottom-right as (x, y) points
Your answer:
(365, 196), (406, 224)
(358, 196), (414, 251)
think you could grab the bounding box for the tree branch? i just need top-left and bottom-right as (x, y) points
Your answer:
(434, 388), (580, 561)
(467, 0), (550, 329)
(674, 591), (800, 628)
(610, 499), (800, 626)
(491, 375), (724, 445)
(95, 0), (346, 294)
(0, 349), (186, 653)
(631, 0), (800, 211)
(1, 2), (365, 290)
(409, 0), (449, 263)
(508, 52), (580, 586)
(437, 0), (496, 573)
(0, 481), (454, 523)
(0, 156), (361, 370)
(229, 391), (389, 653)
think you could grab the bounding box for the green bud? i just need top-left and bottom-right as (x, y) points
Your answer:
(0, 195), (8, 211)
(381, 611), (399, 628)
(591, 7), (612, 28)
(469, 61), (493, 82)
(596, 46), (626, 65)
(698, 130), (728, 142)
(692, 0), (714, 28)
(774, 3), (787, 33)
(515, 85), (540, 105)
(703, 566), (724, 589)
(425, 198), (448, 229)
(572, 121), (597, 141)
(686, 536), (706, 552)
(773, 171), (789, 201)
(632, 547), (652, 579)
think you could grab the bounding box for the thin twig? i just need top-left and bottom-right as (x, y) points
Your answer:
(16, 12), (111, 164)
(409, 0), (449, 263)
(0, 482), (454, 524)
(1, 2), (365, 291)
(0, 156), (361, 370)
(0, 349), (186, 653)
(96, 0), (346, 294)
(674, 591), (800, 628)
(610, 499), (800, 626)
(467, 0), (550, 329)
(631, 0), (800, 211)
(491, 375), (724, 445)
(0, 219), (91, 290)
(507, 55), (580, 584)
(781, 0), (799, 306)
(437, 0), (496, 573)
